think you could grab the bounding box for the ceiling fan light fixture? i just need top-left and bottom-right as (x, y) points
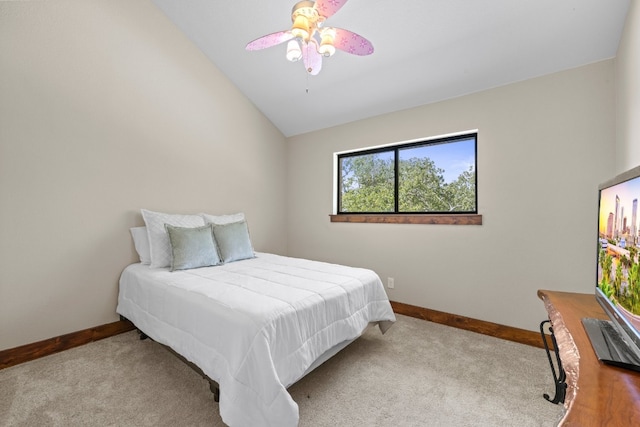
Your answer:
(291, 14), (310, 40)
(286, 39), (302, 62)
(318, 27), (336, 56)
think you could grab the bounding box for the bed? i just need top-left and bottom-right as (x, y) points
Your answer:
(116, 210), (396, 427)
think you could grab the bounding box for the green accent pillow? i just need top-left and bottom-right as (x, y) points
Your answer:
(165, 224), (222, 271)
(212, 221), (255, 263)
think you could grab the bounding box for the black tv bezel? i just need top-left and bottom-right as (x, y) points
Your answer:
(595, 164), (640, 355)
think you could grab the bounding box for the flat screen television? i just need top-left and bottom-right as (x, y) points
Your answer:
(583, 164), (640, 372)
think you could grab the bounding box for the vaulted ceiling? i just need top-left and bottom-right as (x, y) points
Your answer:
(152, 0), (630, 137)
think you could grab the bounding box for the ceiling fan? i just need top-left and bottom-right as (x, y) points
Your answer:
(245, 0), (373, 75)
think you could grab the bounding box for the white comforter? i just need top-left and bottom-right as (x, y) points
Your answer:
(116, 252), (396, 427)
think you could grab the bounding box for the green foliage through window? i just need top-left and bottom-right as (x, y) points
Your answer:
(337, 134), (477, 214)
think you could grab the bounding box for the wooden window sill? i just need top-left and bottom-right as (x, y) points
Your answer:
(329, 214), (482, 225)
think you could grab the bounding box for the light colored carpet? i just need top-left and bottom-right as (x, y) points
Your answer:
(0, 315), (564, 426)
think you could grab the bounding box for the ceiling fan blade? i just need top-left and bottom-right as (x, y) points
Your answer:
(314, 0), (349, 19)
(333, 28), (374, 56)
(302, 41), (322, 75)
(246, 31), (294, 51)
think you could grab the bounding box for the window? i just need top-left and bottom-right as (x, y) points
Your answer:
(336, 133), (477, 215)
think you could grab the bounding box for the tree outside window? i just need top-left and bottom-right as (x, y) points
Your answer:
(337, 133), (477, 214)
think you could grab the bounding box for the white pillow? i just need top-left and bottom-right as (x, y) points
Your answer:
(200, 212), (245, 226)
(129, 226), (151, 265)
(141, 209), (205, 268)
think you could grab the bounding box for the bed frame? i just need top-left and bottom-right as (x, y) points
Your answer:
(122, 316), (220, 402)
(122, 315), (367, 406)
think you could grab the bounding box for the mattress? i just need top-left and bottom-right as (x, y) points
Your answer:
(116, 252), (396, 427)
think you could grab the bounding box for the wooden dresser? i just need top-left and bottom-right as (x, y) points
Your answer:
(538, 290), (640, 426)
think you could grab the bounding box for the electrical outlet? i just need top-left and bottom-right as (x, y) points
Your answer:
(387, 277), (395, 289)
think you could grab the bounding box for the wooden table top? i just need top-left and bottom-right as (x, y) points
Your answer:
(538, 290), (640, 426)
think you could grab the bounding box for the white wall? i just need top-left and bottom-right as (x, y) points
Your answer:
(1, 0), (629, 352)
(0, 1), (287, 351)
(616, 0), (640, 170)
(287, 61), (616, 332)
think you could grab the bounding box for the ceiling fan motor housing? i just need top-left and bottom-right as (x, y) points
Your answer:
(291, 1), (318, 20)
(291, 1), (323, 40)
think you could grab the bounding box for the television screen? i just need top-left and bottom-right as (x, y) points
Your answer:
(588, 165), (640, 371)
